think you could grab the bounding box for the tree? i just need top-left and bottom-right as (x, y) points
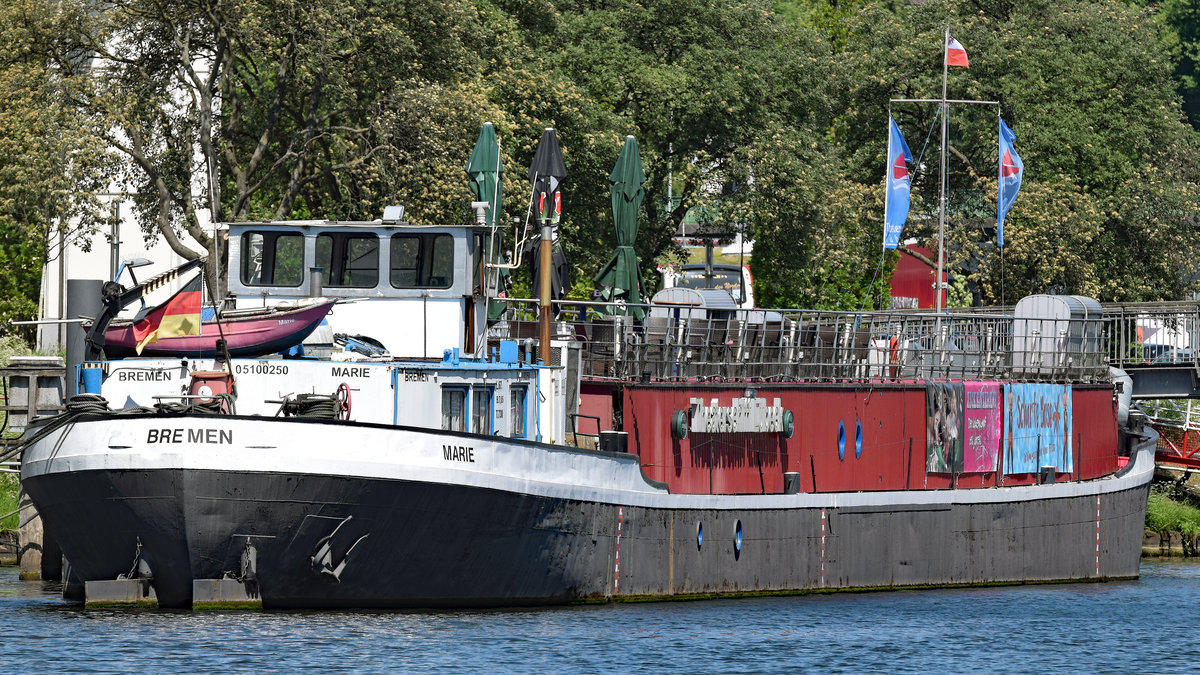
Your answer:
(0, 0), (114, 337)
(24, 0), (501, 299)
(831, 0), (1200, 305)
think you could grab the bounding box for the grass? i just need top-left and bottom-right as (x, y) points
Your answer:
(1146, 490), (1200, 556)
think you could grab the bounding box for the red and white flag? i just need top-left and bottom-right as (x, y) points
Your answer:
(946, 34), (969, 67)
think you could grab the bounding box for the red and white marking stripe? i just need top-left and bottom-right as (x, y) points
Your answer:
(613, 506), (624, 594)
(820, 508), (827, 587)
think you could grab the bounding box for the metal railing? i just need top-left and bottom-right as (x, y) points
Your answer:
(487, 298), (1112, 383)
(1100, 302), (1200, 370)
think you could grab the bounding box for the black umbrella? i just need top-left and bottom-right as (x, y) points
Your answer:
(527, 128), (569, 300)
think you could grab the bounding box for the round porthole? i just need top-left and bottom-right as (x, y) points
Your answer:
(838, 421), (846, 460)
(697, 521), (704, 549)
(855, 420), (863, 459)
(782, 410), (795, 438)
(734, 520), (743, 559)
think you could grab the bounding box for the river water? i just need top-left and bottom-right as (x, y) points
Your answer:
(2, 561), (1197, 673)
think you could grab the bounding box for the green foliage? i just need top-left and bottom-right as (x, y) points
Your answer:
(4, 0), (1200, 313)
(0, 0), (115, 336)
(0, 473), (16, 531)
(1147, 490), (1200, 556)
(1148, 0), (1200, 130)
(833, 0), (1200, 305)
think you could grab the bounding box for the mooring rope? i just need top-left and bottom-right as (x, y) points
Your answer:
(275, 393), (342, 419)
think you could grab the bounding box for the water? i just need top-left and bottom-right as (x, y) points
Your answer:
(3, 561), (1198, 673)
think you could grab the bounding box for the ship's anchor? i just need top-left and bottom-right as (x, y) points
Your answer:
(118, 537), (154, 581)
(310, 516), (368, 583)
(219, 538), (261, 599)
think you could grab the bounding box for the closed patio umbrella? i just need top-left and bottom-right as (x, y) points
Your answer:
(465, 122), (508, 321)
(593, 135), (646, 319)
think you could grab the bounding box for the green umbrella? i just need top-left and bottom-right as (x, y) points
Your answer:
(465, 122), (507, 320)
(594, 135), (646, 319)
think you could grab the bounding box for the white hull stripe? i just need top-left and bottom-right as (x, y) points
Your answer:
(21, 416), (1157, 511)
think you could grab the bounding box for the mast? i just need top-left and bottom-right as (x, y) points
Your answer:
(936, 22), (949, 313)
(891, 32), (998, 312)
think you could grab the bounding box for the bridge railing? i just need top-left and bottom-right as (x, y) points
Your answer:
(1100, 303), (1200, 370)
(487, 299), (1111, 383)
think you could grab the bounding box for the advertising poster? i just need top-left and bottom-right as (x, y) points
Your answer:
(926, 382), (964, 473)
(1004, 383), (1073, 474)
(963, 382), (1002, 473)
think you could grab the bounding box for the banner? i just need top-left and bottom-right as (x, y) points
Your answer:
(1004, 383), (1073, 474)
(883, 116), (914, 250)
(926, 382), (964, 473)
(997, 117), (1024, 248)
(963, 382), (1001, 472)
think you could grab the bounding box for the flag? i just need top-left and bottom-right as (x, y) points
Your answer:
(997, 117), (1024, 248)
(132, 275), (202, 354)
(946, 35), (969, 68)
(883, 116), (914, 250)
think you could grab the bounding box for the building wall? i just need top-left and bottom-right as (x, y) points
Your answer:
(37, 197), (206, 352)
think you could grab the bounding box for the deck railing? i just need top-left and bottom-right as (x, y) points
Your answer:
(487, 298), (1111, 383)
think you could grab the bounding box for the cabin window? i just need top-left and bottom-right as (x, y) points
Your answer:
(441, 388), (466, 432)
(390, 234), (454, 289)
(472, 387), (493, 435)
(510, 386), (527, 439)
(241, 232), (304, 286)
(316, 233), (379, 288)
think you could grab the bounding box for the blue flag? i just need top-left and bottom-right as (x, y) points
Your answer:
(883, 116), (914, 250)
(997, 117), (1024, 248)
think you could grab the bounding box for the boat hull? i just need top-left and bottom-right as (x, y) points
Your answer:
(99, 301), (335, 359)
(20, 415), (1155, 609)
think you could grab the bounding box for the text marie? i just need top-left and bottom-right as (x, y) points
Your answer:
(443, 445), (475, 463)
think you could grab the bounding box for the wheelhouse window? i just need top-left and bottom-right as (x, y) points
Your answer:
(390, 234), (454, 289)
(510, 386), (527, 439)
(441, 388), (466, 432)
(241, 231), (304, 286)
(316, 233), (379, 288)
(472, 387), (493, 435)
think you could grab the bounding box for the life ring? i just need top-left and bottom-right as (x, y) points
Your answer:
(671, 410), (689, 440)
(336, 382), (352, 420)
(888, 336), (900, 379)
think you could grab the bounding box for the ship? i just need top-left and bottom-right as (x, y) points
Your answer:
(17, 202), (1155, 609)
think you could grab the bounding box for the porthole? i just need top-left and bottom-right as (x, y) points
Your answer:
(837, 421), (846, 460)
(697, 521), (704, 550)
(734, 520), (743, 560)
(855, 420), (863, 459)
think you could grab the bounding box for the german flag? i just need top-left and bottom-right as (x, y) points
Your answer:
(133, 275), (203, 354)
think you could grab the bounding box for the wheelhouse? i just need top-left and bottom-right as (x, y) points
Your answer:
(226, 216), (492, 359)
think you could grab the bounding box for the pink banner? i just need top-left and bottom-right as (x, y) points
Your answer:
(963, 382), (1001, 472)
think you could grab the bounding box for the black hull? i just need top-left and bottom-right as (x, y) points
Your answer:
(23, 468), (1151, 609)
